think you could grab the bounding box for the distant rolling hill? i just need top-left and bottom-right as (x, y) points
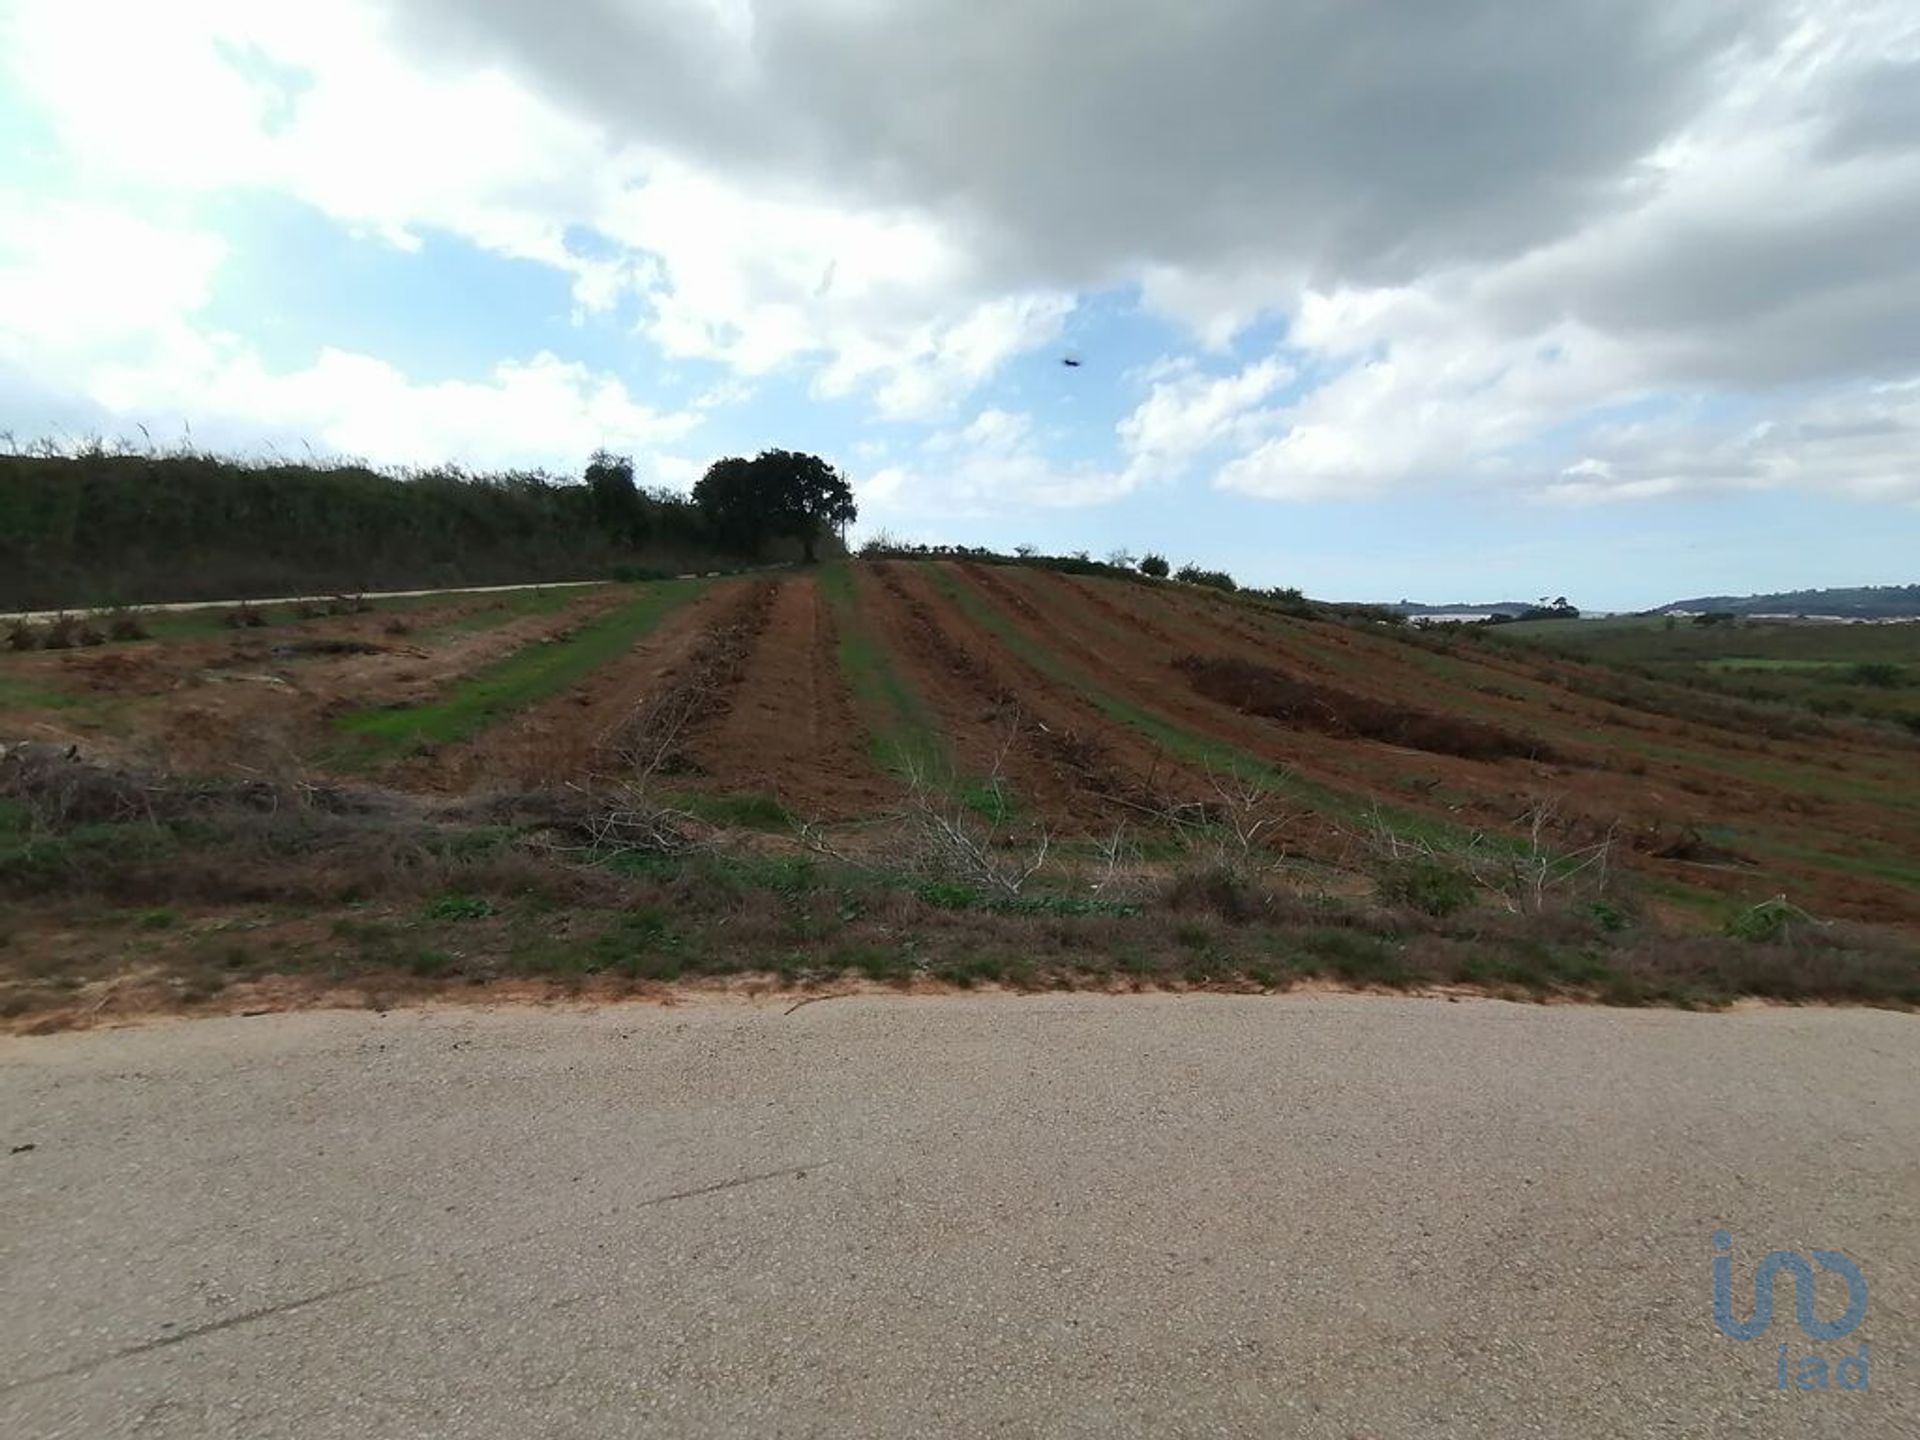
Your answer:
(1657, 584), (1920, 619)
(1381, 600), (1538, 617)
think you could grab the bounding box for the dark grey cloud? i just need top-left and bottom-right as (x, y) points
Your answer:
(1487, 161), (1920, 386)
(1820, 59), (1920, 158)
(387, 0), (1759, 289)
(367, 0), (1920, 501)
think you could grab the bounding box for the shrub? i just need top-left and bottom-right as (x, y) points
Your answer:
(4, 619), (39, 651)
(423, 893), (494, 921)
(1174, 563), (1237, 592)
(1160, 863), (1259, 923)
(41, 614), (78, 649)
(1585, 899), (1632, 934)
(1723, 897), (1805, 944)
(1138, 553), (1170, 579)
(104, 607), (150, 642)
(1300, 928), (1409, 986)
(1846, 662), (1901, 688)
(224, 603), (268, 629)
(1257, 585), (1314, 617)
(1377, 858), (1476, 917)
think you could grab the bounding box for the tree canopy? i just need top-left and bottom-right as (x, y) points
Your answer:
(692, 449), (857, 562)
(585, 448), (646, 544)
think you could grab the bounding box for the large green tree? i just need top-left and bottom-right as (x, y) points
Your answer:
(692, 449), (857, 562)
(690, 455), (761, 552)
(584, 449), (646, 544)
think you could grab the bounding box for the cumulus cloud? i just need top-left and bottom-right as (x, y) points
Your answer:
(1118, 358), (1295, 482)
(0, 192), (700, 472)
(869, 408), (1132, 516)
(1543, 380), (1920, 506)
(871, 356), (1297, 515)
(5, 0), (1919, 504)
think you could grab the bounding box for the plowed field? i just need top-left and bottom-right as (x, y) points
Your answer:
(5, 563), (1918, 931)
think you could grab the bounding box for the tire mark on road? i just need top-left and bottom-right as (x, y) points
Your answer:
(1, 1161), (828, 1395)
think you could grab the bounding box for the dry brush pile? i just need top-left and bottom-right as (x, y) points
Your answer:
(599, 580), (778, 779)
(1175, 654), (1559, 764)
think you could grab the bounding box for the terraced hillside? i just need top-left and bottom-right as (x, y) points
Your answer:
(2, 563), (1916, 1026)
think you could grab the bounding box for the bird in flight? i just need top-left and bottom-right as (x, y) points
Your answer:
(1061, 356), (1082, 368)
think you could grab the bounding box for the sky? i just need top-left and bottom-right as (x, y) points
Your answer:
(2, 0), (1918, 610)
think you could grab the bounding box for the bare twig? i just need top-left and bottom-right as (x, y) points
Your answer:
(1355, 799), (1617, 914)
(894, 753), (1052, 899)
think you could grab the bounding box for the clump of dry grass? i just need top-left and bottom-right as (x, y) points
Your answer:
(103, 607), (150, 642)
(224, 602), (269, 629)
(0, 743), (384, 829)
(1159, 862), (1263, 923)
(40, 614), (78, 649)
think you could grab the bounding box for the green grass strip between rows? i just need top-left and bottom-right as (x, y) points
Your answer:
(816, 564), (948, 779)
(334, 579), (707, 762)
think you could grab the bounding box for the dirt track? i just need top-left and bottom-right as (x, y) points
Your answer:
(2, 994), (1913, 1438)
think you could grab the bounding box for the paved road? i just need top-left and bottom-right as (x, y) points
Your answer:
(1, 995), (1914, 1438)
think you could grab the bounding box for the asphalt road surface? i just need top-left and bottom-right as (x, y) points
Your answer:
(2, 994), (1914, 1438)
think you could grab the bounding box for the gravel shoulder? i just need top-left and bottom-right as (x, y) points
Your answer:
(2, 993), (1914, 1438)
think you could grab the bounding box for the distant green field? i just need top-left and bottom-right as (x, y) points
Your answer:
(1701, 658), (1854, 673)
(1490, 616), (1920, 732)
(1491, 612), (1670, 639)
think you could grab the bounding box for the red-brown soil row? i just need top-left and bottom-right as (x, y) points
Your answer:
(1153, 578), (1910, 781)
(1129, 578), (1920, 871)
(1063, 575), (1593, 753)
(683, 576), (896, 821)
(866, 563), (1217, 830)
(603, 579), (780, 775)
(976, 567), (1920, 926)
(928, 563), (1364, 860)
(859, 564), (1102, 825)
(1062, 568), (1905, 807)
